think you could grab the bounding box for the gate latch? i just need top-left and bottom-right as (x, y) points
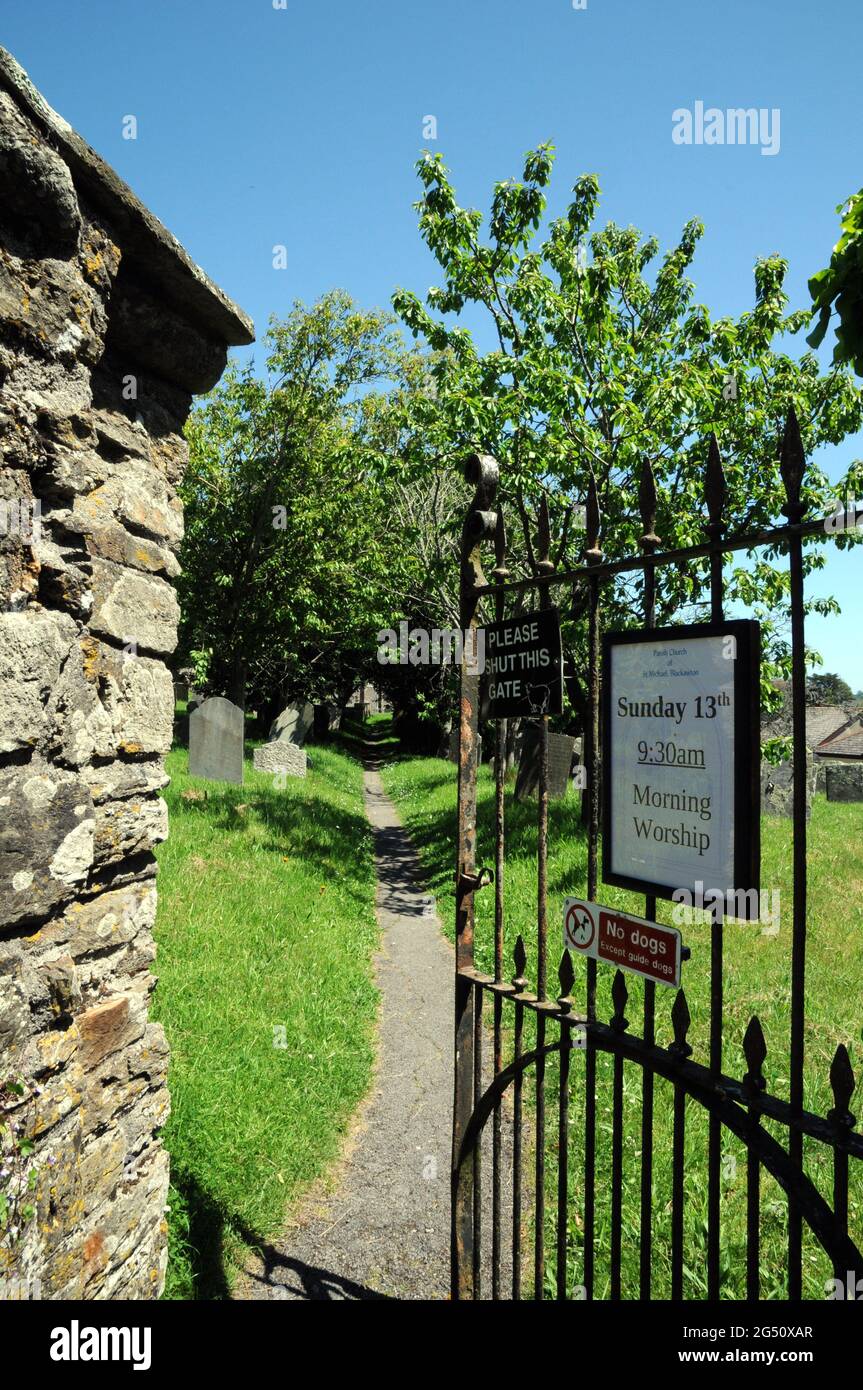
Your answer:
(457, 866), (495, 897)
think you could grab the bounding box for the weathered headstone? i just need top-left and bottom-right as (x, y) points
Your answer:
(188, 697), (244, 785)
(252, 741), (307, 778)
(515, 729), (576, 801)
(269, 701), (314, 746)
(760, 750), (814, 819)
(826, 764), (863, 802)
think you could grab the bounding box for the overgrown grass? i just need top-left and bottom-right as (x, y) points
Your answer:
(383, 754), (863, 1300)
(153, 738), (379, 1299)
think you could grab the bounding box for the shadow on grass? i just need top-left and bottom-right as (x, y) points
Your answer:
(167, 1169), (392, 1302)
(334, 716), (400, 764)
(392, 760), (589, 895)
(171, 784), (374, 906)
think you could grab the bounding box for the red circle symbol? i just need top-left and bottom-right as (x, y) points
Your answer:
(565, 902), (595, 952)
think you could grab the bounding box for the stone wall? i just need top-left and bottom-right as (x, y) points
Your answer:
(825, 763), (863, 802)
(0, 50), (253, 1299)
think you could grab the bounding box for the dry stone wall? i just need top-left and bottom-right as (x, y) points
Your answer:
(0, 49), (253, 1299)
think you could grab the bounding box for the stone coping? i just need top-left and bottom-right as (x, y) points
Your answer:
(0, 46), (254, 349)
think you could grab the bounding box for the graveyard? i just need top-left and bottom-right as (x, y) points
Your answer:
(1, 2), (863, 1357)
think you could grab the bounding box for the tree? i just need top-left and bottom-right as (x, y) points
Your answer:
(178, 292), (421, 713)
(392, 146), (863, 732)
(808, 190), (863, 376)
(806, 672), (855, 706)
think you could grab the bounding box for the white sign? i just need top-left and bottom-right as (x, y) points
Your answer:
(602, 624), (759, 901)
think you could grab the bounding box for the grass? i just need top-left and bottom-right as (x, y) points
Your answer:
(382, 753), (863, 1301)
(152, 733), (379, 1299)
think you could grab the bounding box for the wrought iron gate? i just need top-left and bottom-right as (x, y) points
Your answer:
(452, 412), (863, 1300)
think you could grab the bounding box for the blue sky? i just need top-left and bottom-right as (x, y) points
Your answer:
(4, 0), (862, 686)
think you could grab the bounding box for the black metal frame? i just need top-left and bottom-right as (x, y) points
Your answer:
(452, 417), (862, 1302)
(600, 618), (761, 905)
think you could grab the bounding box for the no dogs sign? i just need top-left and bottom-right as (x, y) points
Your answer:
(563, 897), (683, 988)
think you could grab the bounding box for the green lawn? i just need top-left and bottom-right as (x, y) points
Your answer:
(153, 737), (379, 1299)
(382, 754), (863, 1300)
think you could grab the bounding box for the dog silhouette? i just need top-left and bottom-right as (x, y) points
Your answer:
(526, 683), (551, 714)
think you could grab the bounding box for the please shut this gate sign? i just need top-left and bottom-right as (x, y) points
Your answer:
(601, 620), (761, 907)
(482, 608), (563, 719)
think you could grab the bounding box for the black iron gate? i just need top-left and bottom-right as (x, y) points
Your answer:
(452, 413), (863, 1300)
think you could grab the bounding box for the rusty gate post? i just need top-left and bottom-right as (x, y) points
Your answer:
(452, 454), (498, 1300)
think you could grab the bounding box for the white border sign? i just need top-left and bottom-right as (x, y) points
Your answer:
(601, 621), (760, 905)
(563, 898), (683, 988)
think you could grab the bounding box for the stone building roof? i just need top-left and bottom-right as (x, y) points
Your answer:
(807, 705), (854, 748)
(815, 715), (863, 761)
(761, 698), (851, 750)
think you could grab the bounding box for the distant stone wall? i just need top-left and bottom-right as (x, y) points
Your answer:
(0, 49), (252, 1299)
(825, 763), (863, 802)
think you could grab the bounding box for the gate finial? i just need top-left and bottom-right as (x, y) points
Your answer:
(639, 457), (660, 550)
(585, 468), (602, 565)
(780, 407), (805, 521)
(828, 1043), (857, 1132)
(536, 495), (554, 577)
(512, 935), (528, 993)
(557, 949), (575, 1013)
(742, 1015), (767, 1097)
(669, 990), (692, 1060)
(493, 506), (509, 582)
(705, 433), (725, 534)
(611, 970), (629, 1032)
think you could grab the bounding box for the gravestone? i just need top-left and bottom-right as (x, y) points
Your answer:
(253, 741), (307, 778)
(515, 729), (576, 801)
(826, 764), (863, 802)
(270, 701), (314, 746)
(188, 697), (244, 785)
(760, 750), (814, 819)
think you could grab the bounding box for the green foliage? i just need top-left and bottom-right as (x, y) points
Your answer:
(806, 671), (855, 706)
(808, 190), (863, 376)
(393, 147), (863, 716)
(179, 291), (424, 710)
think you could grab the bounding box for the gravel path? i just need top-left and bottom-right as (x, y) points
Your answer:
(238, 759), (460, 1300)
